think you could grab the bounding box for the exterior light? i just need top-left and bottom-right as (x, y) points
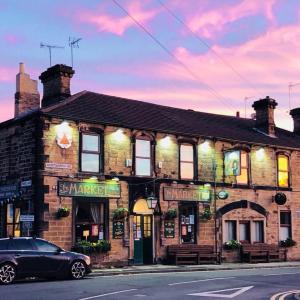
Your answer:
(161, 135), (172, 147)
(146, 194), (158, 209)
(200, 140), (211, 152)
(113, 128), (125, 141)
(256, 148), (265, 161)
(55, 121), (73, 149)
(112, 177), (120, 182)
(89, 176), (98, 180)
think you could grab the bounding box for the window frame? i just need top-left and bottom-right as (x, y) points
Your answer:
(236, 151), (250, 185)
(79, 131), (103, 174)
(134, 136), (153, 177)
(279, 210), (292, 241)
(277, 154), (290, 188)
(179, 143), (197, 180)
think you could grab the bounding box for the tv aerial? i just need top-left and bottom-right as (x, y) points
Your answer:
(40, 42), (64, 67)
(69, 37), (82, 67)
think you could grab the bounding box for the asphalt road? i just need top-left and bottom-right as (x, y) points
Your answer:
(1, 267), (300, 300)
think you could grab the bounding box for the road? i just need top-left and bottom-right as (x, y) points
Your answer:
(1, 267), (300, 300)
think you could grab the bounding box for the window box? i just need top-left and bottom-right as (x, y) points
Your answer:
(223, 240), (241, 250)
(279, 237), (296, 248)
(71, 240), (111, 255)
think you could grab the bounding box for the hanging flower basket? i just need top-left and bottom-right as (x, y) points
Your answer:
(113, 208), (129, 220)
(164, 209), (177, 220)
(56, 207), (70, 218)
(199, 208), (213, 221)
(279, 237), (297, 248)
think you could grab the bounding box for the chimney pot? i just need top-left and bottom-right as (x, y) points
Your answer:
(252, 96), (278, 136)
(19, 62), (25, 74)
(290, 108), (300, 135)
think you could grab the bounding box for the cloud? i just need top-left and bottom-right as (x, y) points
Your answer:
(0, 66), (15, 82)
(4, 34), (22, 45)
(187, 0), (276, 38)
(77, 1), (161, 36)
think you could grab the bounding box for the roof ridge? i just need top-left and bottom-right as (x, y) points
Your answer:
(42, 90), (89, 113)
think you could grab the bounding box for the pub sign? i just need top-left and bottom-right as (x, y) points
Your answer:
(113, 221), (125, 239)
(163, 186), (211, 202)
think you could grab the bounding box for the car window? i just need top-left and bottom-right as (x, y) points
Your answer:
(0, 239), (10, 250)
(33, 239), (59, 252)
(11, 239), (34, 250)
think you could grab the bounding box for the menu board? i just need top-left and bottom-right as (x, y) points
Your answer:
(164, 220), (175, 238)
(113, 220), (124, 239)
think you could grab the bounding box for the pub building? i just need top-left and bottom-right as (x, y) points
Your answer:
(1, 63), (300, 266)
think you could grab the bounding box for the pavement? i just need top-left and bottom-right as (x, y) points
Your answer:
(91, 261), (300, 277)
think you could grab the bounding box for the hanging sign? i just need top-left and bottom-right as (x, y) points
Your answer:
(58, 181), (121, 198)
(113, 221), (124, 239)
(55, 121), (73, 149)
(224, 150), (241, 176)
(164, 220), (175, 238)
(217, 190), (229, 200)
(163, 186), (211, 202)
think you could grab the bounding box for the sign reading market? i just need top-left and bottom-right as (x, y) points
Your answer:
(163, 186), (211, 202)
(58, 181), (121, 198)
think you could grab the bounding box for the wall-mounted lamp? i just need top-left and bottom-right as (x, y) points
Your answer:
(256, 148), (265, 161)
(160, 135), (172, 147)
(113, 128), (126, 141)
(200, 140), (211, 152)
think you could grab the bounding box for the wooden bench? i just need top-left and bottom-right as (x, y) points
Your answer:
(168, 245), (217, 265)
(241, 243), (287, 263)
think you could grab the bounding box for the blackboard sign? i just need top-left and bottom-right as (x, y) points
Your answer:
(113, 220), (124, 239)
(164, 220), (175, 238)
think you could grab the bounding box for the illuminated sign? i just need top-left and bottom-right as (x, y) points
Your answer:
(58, 181), (121, 198)
(224, 150), (241, 176)
(55, 121), (72, 149)
(163, 186), (211, 202)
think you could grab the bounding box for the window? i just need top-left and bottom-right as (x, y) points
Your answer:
(180, 204), (196, 243)
(6, 204), (20, 237)
(180, 144), (194, 180)
(135, 139), (151, 176)
(81, 133), (101, 173)
(236, 151), (249, 184)
(0, 239), (10, 250)
(225, 221), (237, 242)
(75, 200), (106, 242)
(280, 211), (291, 240)
(33, 239), (59, 252)
(239, 221), (250, 243)
(11, 239), (34, 250)
(277, 155), (289, 187)
(253, 221), (264, 243)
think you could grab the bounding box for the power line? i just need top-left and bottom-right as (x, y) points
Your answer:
(157, 0), (263, 98)
(111, 0), (240, 114)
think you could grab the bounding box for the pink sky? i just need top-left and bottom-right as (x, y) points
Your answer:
(1, 0), (300, 130)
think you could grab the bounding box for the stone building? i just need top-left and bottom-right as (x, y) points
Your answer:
(1, 63), (300, 265)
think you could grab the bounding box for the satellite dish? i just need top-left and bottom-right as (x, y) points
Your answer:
(274, 193), (287, 205)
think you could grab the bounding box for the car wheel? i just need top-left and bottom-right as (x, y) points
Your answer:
(70, 261), (86, 280)
(0, 263), (16, 284)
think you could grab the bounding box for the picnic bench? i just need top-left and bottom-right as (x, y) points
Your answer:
(241, 243), (287, 263)
(167, 245), (217, 265)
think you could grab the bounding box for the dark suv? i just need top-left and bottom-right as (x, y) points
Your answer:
(0, 237), (91, 284)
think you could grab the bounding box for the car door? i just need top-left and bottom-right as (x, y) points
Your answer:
(32, 239), (69, 276)
(10, 239), (40, 276)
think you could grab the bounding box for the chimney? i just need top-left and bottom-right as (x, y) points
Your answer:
(15, 63), (40, 117)
(236, 111), (240, 118)
(39, 64), (74, 108)
(252, 96), (278, 136)
(290, 108), (300, 135)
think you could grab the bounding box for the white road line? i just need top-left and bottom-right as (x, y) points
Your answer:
(78, 289), (137, 300)
(263, 272), (300, 276)
(168, 277), (236, 286)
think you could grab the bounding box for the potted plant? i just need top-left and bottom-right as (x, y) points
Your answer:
(165, 208), (177, 220)
(199, 208), (213, 221)
(113, 207), (129, 220)
(56, 207), (70, 218)
(279, 237), (297, 248)
(223, 240), (241, 250)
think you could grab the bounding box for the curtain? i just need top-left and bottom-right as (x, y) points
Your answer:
(90, 203), (100, 223)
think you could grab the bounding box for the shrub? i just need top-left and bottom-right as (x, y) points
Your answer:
(223, 240), (241, 250)
(279, 237), (296, 248)
(165, 209), (177, 220)
(113, 208), (129, 220)
(71, 240), (111, 254)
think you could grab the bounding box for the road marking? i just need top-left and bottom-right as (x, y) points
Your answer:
(270, 290), (300, 300)
(78, 289), (137, 300)
(169, 277), (236, 286)
(263, 272), (300, 276)
(188, 286), (254, 298)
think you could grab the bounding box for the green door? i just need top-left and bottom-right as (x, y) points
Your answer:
(133, 215), (153, 264)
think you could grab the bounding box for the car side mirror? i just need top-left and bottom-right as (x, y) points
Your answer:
(56, 248), (63, 254)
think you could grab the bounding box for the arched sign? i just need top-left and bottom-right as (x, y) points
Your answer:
(274, 193), (287, 205)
